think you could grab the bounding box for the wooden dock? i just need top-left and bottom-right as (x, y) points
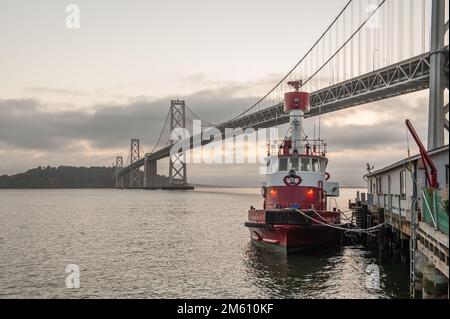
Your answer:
(350, 191), (449, 299)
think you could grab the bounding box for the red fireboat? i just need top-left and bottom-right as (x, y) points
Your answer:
(245, 81), (342, 252)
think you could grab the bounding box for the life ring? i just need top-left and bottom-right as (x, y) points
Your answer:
(325, 172), (331, 181)
(283, 170), (302, 186)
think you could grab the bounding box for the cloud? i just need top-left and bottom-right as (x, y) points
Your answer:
(0, 88), (257, 152)
(27, 87), (86, 96)
(311, 91), (430, 150)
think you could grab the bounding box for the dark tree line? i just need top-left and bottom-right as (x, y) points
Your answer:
(0, 166), (170, 188)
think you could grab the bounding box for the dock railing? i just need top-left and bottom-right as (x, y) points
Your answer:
(421, 188), (449, 235)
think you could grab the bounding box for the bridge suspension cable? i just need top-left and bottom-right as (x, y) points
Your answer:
(185, 104), (217, 127)
(139, 144), (146, 158)
(124, 149), (131, 167)
(301, 0), (387, 90)
(222, 0), (434, 124)
(225, 0), (354, 122)
(148, 107), (171, 155)
(146, 103), (218, 157)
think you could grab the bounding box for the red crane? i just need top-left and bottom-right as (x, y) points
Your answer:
(405, 119), (439, 189)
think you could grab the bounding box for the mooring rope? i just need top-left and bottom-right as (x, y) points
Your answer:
(338, 210), (354, 222)
(294, 208), (386, 237)
(310, 208), (328, 222)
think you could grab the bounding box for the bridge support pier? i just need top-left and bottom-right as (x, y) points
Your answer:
(143, 157), (158, 189)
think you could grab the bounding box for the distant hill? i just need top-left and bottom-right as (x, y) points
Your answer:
(0, 166), (172, 189)
(0, 166), (115, 188)
(0, 166), (235, 189)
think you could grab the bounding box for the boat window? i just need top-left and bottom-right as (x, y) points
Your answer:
(279, 158), (288, 172)
(301, 158), (311, 171)
(290, 158), (299, 171)
(312, 158), (320, 172)
(271, 158), (278, 174)
(321, 159), (327, 172)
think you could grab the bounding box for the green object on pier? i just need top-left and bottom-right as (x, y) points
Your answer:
(422, 189), (449, 235)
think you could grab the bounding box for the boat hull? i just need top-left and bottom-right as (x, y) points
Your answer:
(245, 223), (341, 252)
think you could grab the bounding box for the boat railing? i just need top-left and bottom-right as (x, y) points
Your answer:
(267, 139), (327, 157)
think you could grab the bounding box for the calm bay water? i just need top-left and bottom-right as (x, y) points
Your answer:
(0, 188), (409, 299)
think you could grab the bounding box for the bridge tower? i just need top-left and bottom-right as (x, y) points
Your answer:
(428, 0), (449, 150)
(115, 156), (124, 188)
(168, 100), (187, 186)
(129, 138), (142, 187)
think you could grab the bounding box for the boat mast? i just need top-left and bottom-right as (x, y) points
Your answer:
(284, 81), (310, 153)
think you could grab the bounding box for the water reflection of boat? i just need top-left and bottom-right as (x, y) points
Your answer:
(242, 242), (340, 298)
(242, 242), (411, 298)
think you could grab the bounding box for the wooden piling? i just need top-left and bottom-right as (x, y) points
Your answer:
(361, 204), (368, 245)
(377, 208), (388, 259)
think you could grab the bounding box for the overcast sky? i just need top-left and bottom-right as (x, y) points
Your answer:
(0, 0), (448, 186)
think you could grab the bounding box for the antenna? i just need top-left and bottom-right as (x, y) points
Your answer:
(287, 80), (303, 91)
(318, 105), (322, 140)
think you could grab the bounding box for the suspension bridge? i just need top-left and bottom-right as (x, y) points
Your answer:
(114, 0), (449, 189)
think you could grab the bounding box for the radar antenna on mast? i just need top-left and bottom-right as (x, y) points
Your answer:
(287, 80), (303, 91)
